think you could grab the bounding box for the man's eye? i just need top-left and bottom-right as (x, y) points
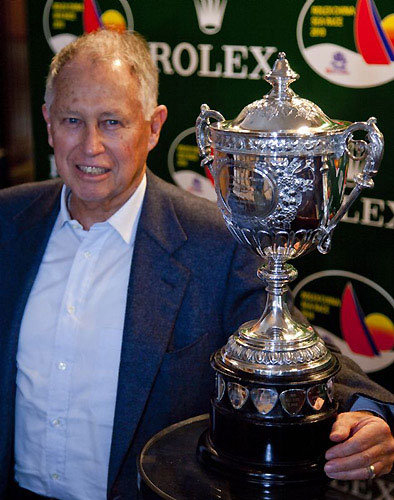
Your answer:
(105, 119), (120, 127)
(66, 118), (80, 125)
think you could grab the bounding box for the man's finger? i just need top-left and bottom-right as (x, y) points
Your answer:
(324, 463), (381, 481)
(325, 445), (380, 471)
(326, 425), (377, 460)
(329, 411), (376, 441)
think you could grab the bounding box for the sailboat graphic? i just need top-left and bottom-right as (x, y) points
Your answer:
(355, 0), (394, 64)
(83, 0), (103, 33)
(340, 283), (381, 357)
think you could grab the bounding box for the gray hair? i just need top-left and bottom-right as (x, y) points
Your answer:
(44, 30), (158, 119)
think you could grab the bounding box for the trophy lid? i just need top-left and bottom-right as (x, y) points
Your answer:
(216, 52), (350, 136)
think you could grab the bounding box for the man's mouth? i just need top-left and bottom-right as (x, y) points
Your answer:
(77, 165), (110, 175)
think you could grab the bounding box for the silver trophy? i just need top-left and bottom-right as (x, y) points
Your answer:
(195, 52), (383, 483)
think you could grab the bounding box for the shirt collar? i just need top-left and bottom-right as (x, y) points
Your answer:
(58, 186), (73, 229)
(57, 174), (147, 245)
(107, 174), (146, 244)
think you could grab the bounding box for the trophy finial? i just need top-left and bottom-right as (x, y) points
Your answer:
(264, 52), (299, 99)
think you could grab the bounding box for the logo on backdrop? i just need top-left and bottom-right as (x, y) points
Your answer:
(167, 127), (216, 202)
(297, 0), (394, 88)
(193, 0), (228, 35)
(293, 270), (394, 373)
(43, 0), (133, 53)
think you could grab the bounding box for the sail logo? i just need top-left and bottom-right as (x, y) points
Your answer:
(294, 270), (394, 373)
(43, 0), (133, 53)
(193, 0), (227, 35)
(297, 0), (394, 88)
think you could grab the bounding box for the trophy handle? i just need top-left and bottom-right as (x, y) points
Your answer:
(317, 117), (384, 254)
(196, 104), (225, 171)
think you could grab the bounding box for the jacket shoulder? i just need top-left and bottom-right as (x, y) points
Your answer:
(0, 179), (63, 217)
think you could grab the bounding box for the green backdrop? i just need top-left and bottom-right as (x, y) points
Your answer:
(26, 0), (394, 391)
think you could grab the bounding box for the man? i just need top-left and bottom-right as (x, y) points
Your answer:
(0, 30), (393, 500)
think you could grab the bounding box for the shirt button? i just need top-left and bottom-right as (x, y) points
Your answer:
(51, 473), (59, 480)
(58, 362), (67, 371)
(84, 251), (92, 259)
(51, 418), (61, 427)
(67, 305), (75, 314)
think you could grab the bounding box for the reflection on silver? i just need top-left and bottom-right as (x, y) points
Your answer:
(228, 382), (249, 410)
(250, 388), (278, 414)
(279, 389), (306, 416)
(307, 385), (326, 411)
(196, 52), (383, 378)
(216, 374), (225, 402)
(326, 378), (335, 402)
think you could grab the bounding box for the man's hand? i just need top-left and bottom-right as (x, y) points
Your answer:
(324, 411), (394, 480)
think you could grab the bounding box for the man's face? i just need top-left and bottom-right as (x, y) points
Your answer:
(42, 55), (167, 223)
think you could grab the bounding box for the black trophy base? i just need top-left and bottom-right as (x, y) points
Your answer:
(197, 413), (335, 485)
(196, 349), (341, 485)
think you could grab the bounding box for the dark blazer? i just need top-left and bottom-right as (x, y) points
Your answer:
(0, 171), (393, 499)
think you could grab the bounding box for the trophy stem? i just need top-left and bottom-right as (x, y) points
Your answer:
(240, 259), (312, 343)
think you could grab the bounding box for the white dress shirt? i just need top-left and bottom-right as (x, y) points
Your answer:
(14, 175), (146, 500)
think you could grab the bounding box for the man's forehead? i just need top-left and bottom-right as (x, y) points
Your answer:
(60, 53), (129, 77)
(53, 55), (140, 98)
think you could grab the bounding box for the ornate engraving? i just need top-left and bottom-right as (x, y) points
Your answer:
(223, 334), (328, 368)
(225, 225), (321, 261)
(211, 128), (346, 157)
(267, 157), (314, 228)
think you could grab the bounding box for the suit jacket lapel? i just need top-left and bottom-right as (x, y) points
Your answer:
(108, 172), (191, 489)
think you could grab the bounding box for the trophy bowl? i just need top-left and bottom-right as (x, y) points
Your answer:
(195, 52), (384, 484)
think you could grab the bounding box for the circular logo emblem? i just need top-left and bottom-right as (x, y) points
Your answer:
(294, 270), (394, 374)
(43, 0), (134, 53)
(297, 0), (394, 88)
(167, 127), (216, 202)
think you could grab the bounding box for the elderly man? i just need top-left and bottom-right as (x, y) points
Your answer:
(0, 30), (393, 500)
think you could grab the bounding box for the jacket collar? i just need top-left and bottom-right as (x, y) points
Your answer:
(108, 171), (191, 491)
(138, 170), (187, 254)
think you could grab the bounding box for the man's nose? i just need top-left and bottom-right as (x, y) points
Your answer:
(82, 125), (105, 156)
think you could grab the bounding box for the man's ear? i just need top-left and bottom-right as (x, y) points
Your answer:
(148, 105), (168, 152)
(42, 104), (54, 148)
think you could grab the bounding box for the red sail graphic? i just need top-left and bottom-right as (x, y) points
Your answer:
(83, 0), (103, 33)
(355, 0), (393, 64)
(340, 282), (380, 357)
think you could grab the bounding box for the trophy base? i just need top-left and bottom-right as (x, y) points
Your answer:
(197, 411), (336, 485)
(197, 349), (340, 485)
